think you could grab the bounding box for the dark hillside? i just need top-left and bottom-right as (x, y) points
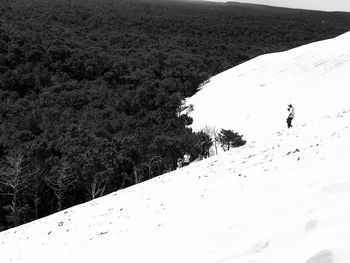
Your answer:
(1, 0), (350, 231)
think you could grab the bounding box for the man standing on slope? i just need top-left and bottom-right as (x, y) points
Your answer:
(183, 152), (191, 167)
(287, 104), (295, 128)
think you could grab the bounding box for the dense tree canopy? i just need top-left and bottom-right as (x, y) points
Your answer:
(1, 0), (350, 231)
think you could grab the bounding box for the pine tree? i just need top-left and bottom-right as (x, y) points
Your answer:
(218, 129), (246, 151)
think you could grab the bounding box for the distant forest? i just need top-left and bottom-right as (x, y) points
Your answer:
(1, 0), (350, 231)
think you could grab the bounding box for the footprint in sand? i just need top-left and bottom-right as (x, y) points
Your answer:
(305, 220), (318, 233)
(306, 249), (334, 263)
(249, 240), (270, 254)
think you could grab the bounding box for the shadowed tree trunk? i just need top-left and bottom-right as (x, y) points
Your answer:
(0, 149), (32, 227)
(46, 160), (77, 212)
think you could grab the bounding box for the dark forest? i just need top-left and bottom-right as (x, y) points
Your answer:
(1, 0), (350, 230)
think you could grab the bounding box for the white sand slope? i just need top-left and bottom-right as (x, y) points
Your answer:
(186, 31), (350, 139)
(1, 32), (350, 263)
